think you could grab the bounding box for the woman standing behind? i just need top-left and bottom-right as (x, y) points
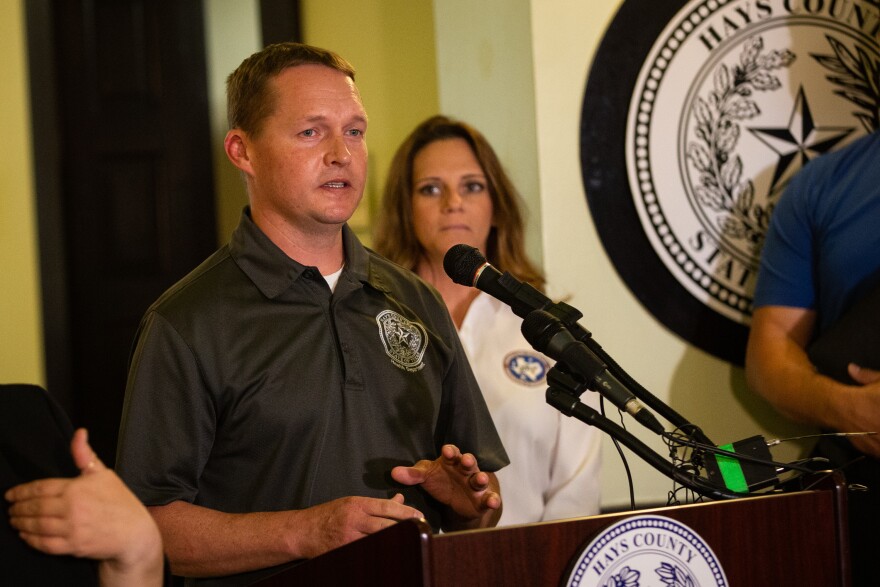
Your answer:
(375, 115), (601, 525)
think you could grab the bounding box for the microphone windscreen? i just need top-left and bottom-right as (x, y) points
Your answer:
(521, 309), (562, 350)
(443, 244), (487, 286)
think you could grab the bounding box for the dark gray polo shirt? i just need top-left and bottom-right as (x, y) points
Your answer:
(116, 209), (507, 586)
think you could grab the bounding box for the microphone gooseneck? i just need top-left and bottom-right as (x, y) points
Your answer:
(522, 310), (665, 435)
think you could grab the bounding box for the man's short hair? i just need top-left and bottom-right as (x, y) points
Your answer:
(226, 42), (356, 136)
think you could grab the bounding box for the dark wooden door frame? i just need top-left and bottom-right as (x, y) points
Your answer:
(260, 0), (301, 46)
(23, 0), (301, 437)
(25, 0), (74, 413)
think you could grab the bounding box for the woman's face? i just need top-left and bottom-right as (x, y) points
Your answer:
(410, 138), (494, 264)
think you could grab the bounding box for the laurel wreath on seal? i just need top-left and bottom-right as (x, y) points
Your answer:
(686, 36), (795, 248)
(601, 562), (696, 587)
(656, 562), (696, 587)
(688, 35), (880, 251)
(812, 35), (880, 133)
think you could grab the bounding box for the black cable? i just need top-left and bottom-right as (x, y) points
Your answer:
(579, 336), (714, 446)
(665, 427), (705, 506)
(600, 396), (636, 511)
(546, 386), (745, 500)
(662, 431), (816, 474)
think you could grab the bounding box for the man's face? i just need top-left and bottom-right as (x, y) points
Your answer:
(240, 64), (368, 236)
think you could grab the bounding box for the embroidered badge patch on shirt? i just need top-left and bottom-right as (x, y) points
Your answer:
(503, 351), (549, 385)
(376, 310), (428, 372)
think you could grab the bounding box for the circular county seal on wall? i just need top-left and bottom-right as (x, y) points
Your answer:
(564, 515), (728, 587)
(581, 0), (880, 364)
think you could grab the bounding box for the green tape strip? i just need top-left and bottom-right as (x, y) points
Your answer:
(715, 443), (749, 493)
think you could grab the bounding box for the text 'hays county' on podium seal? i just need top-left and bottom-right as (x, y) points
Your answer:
(564, 515), (728, 587)
(581, 0), (880, 365)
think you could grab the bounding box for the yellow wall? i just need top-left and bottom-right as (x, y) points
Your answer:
(1, 0), (45, 385)
(301, 0), (439, 244)
(204, 0), (261, 243)
(433, 0), (542, 264)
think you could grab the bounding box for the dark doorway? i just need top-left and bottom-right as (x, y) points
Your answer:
(26, 0), (302, 464)
(26, 0), (218, 463)
(260, 0), (302, 45)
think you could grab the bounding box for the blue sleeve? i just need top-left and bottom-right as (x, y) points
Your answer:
(752, 169), (817, 310)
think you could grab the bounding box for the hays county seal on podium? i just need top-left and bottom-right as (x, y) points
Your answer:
(564, 515), (727, 587)
(581, 0), (880, 365)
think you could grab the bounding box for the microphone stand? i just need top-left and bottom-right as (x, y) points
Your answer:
(534, 293), (714, 445)
(444, 247), (807, 498)
(545, 365), (743, 500)
(484, 269), (713, 444)
(443, 247), (711, 444)
(577, 327), (715, 446)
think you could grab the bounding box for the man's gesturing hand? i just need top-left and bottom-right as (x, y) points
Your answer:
(390, 444), (502, 530)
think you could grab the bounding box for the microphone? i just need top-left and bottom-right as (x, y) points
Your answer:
(522, 309), (665, 435)
(443, 244), (584, 326)
(444, 244), (551, 318)
(443, 244), (664, 435)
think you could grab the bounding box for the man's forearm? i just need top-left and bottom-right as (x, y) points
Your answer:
(149, 501), (301, 577)
(746, 315), (851, 430)
(749, 305), (880, 456)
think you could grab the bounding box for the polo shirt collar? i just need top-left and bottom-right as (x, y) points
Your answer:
(340, 220), (392, 295)
(229, 208), (304, 299)
(229, 207), (391, 298)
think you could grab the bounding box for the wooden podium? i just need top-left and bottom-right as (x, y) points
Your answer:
(255, 473), (849, 586)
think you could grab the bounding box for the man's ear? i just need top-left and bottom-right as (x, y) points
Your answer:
(225, 129), (254, 175)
